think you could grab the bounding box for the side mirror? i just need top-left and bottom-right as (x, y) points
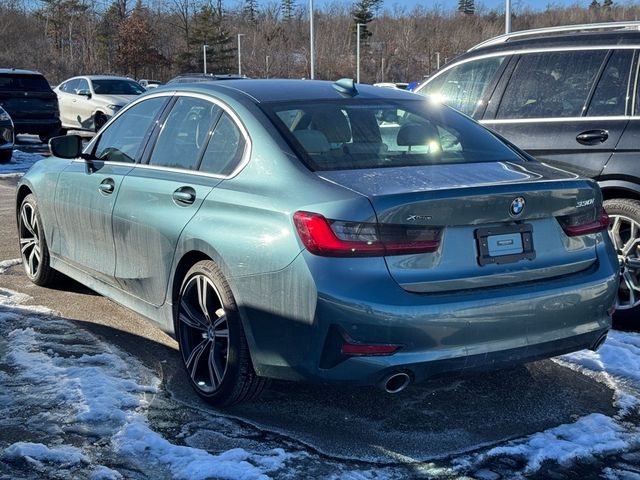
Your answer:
(77, 89), (92, 98)
(50, 135), (83, 159)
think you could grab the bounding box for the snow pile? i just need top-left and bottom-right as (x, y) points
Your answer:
(0, 259), (21, 274)
(0, 150), (43, 176)
(457, 413), (639, 473)
(0, 287), (296, 478)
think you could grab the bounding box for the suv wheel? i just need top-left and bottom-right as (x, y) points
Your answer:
(604, 198), (640, 324)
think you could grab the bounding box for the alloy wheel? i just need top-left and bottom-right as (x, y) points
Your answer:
(178, 274), (230, 393)
(19, 202), (41, 279)
(608, 214), (640, 310)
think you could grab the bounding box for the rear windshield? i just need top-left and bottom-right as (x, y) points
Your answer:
(92, 79), (145, 95)
(0, 74), (51, 92)
(265, 99), (523, 171)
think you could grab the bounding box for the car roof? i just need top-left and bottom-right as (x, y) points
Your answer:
(75, 75), (138, 81)
(161, 79), (421, 104)
(0, 68), (45, 76)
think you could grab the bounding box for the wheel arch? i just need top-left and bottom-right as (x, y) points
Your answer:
(15, 184), (33, 220)
(599, 181), (640, 202)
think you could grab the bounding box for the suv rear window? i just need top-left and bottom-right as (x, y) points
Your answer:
(0, 74), (51, 92)
(266, 99), (522, 171)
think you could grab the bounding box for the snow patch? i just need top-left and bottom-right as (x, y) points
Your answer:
(0, 258), (21, 274)
(2, 442), (89, 466)
(0, 150), (43, 176)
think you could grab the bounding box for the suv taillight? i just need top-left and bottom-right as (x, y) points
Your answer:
(557, 207), (609, 237)
(293, 211), (441, 257)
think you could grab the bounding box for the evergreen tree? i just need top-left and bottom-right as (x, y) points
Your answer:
(352, 0), (374, 44)
(190, 4), (234, 73)
(243, 0), (258, 23)
(603, 0), (613, 10)
(589, 0), (600, 9)
(464, 0), (475, 15)
(281, 0), (296, 21)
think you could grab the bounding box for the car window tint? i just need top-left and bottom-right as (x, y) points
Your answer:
(587, 50), (633, 117)
(0, 74), (51, 92)
(92, 79), (145, 95)
(268, 100), (521, 171)
(60, 80), (75, 93)
(93, 97), (166, 163)
(200, 112), (246, 176)
(417, 56), (505, 116)
(149, 97), (220, 170)
(496, 51), (607, 119)
(75, 78), (89, 94)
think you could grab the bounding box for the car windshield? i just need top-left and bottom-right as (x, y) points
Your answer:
(92, 79), (145, 95)
(0, 74), (51, 92)
(265, 98), (523, 171)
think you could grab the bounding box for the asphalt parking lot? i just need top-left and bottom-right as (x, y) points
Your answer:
(1, 147), (640, 479)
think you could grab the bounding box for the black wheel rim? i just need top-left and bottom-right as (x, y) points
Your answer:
(178, 274), (229, 394)
(608, 214), (640, 310)
(19, 202), (41, 279)
(95, 115), (106, 130)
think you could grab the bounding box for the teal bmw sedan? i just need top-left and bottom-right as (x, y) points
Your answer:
(16, 79), (619, 405)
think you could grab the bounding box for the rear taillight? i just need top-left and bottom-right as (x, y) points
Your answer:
(293, 211), (441, 257)
(557, 207), (609, 237)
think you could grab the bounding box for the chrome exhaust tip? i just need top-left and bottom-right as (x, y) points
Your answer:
(380, 371), (412, 394)
(591, 332), (608, 351)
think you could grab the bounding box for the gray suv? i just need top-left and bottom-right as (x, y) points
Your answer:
(416, 21), (640, 322)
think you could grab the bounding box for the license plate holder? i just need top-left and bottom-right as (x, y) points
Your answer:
(476, 224), (535, 266)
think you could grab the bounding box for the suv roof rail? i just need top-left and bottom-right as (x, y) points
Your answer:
(469, 21), (640, 51)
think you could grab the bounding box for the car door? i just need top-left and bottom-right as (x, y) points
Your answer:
(112, 94), (242, 306)
(57, 79), (79, 128)
(53, 95), (169, 285)
(482, 49), (633, 179)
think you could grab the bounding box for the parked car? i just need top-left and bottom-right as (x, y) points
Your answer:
(17, 79), (618, 405)
(0, 68), (61, 142)
(373, 82), (410, 90)
(415, 21), (640, 322)
(138, 79), (162, 89)
(167, 73), (245, 84)
(0, 106), (14, 163)
(54, 75), (145, 132)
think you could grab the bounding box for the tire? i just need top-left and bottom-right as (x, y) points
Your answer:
(0, 149), (11, 163)
(604, 198), (640, 326)
(94, 113), (107, 132)
(18, 194), (59, 286)
(176, 260), (268, 406)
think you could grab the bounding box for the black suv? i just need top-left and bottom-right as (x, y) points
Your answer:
(416, 21), (640, 321)
(0, 69), (61, 142)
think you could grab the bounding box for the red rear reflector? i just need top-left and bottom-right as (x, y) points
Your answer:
(341, 343), (400, 356)
(558, 207), (609, 237)
(293, 211), (441, 257)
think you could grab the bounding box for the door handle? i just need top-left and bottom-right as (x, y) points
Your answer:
(576, 129), (609, 145)
(173, 187), (196, 205)
(98, 178), (115, 194)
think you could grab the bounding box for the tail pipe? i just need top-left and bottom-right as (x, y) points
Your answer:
(379, 371), (412, 394)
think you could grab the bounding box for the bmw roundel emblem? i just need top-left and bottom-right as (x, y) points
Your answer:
(510, 197), (526, 217)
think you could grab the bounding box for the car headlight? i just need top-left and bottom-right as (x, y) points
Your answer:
(107, 104), (122, 111)
(0, 108), (10, 122)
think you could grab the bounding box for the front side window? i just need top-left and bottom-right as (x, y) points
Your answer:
(149, 97), (221, 170)
(93, 97), (166, 163)
(266, 99), (522, 171)
(200, 112), (246, 175)
(416, 56), (505, 116)
(496, 50), (607, 119)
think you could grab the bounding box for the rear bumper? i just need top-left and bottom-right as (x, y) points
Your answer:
(234, 236), (618, 386)
(13, 118), (61, 135)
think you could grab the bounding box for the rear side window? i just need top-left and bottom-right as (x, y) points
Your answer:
(149, 97), (221, 170)
(496, 51), (607, 118)
(200, 113), (246, 176)
(587, 50), (633, 117)
(59, 79), (79, 93)
(0, 74), (51, 92)
(417, 56), (505, 116)
(267, 99), (522, 171)
(93, 97), (166, 163)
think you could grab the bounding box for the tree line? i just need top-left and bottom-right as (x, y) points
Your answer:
(0, 0), (636, 85)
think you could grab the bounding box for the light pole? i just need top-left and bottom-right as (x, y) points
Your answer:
(237, 33), (245, 76)
(505, 0), (511, 34)
(309, 0), (315, 79)
(203, 44), (209, 75)
(435, 51), (440, 70)
(356, 23), (364, 84)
